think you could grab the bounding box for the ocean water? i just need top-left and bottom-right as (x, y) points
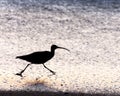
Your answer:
(0, 0), (120, 94)
(1, 0), (120, 11)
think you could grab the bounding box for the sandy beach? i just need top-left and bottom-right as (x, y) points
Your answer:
(0, 0), (120, 95)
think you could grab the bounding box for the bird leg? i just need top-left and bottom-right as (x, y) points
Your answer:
(43, 64), (55, 75)
(16, 64), (31, 77)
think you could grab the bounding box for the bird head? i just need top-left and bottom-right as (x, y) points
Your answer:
(51, 45), (70, 52)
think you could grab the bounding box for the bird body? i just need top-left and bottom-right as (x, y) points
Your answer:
(16, 51), (54, 64)
(16, 45), (69, 77)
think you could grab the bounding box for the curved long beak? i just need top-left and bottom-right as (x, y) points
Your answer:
(57, 46), (70, 52)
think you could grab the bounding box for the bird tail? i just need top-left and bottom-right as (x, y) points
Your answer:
(16, 55), (27, 60)
(16, 56), (21, 59)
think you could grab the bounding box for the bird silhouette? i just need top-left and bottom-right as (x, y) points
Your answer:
(16, 44), (70, 77)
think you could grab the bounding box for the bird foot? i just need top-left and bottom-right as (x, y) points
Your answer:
(51, 71), (56, 75)
(15, 73), (23, 77)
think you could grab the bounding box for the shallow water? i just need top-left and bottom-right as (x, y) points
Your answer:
(0, 0), (120, 94)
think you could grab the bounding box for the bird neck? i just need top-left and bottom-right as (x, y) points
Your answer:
(51, 48), (56, 56)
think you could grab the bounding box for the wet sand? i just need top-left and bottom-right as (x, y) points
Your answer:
(0, 91), (119, 96)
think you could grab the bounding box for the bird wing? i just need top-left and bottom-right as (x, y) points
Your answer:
(16, 51), (52, 64)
